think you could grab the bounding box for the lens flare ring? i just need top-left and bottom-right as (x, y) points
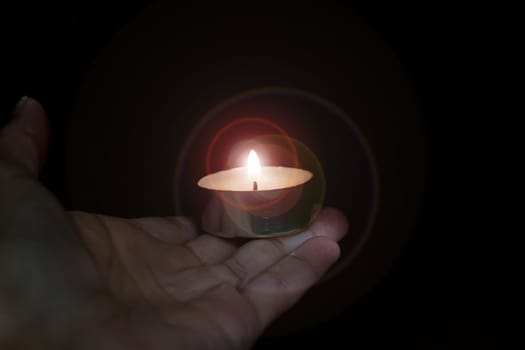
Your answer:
(173, 87), (379, 283)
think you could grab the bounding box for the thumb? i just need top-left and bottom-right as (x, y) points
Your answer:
(0, 97), (49, 177)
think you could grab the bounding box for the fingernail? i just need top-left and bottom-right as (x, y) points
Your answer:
(13, 96), (29, 116)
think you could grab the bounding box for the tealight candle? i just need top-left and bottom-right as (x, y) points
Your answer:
(198, 150), (320, 238)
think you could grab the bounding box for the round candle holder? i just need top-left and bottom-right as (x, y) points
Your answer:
(199, 135), (325, 238)
(217, 182), (321, 238)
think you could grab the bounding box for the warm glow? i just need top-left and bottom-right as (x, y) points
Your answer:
(247, 150), (261, 176)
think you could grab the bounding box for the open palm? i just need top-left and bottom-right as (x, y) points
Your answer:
(0, 98), (347, 350)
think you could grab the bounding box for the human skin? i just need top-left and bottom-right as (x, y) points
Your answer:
(0, 97), (348, 349)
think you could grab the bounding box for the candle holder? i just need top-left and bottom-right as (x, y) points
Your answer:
(199, 135), (325, 238)
(217, 182), (321, 238)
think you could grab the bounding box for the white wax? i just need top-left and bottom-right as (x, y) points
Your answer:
(197, 166), (313, 191)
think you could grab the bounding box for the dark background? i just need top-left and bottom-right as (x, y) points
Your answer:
(0, 1), (519, 349)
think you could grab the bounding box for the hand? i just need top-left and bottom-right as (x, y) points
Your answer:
(0, 98), (348, 350)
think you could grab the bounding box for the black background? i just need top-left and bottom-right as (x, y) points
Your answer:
(0, 1), (519, 349)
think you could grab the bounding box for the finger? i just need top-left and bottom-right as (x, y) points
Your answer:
(72, 212), (204, 303)
(137, 233), (237, 303)
(131, 216), (199, 244)
(72, 213), (199, 275)
(220, 207), (347, 283)
(158, 265), (237, 302)
(242, 236), (340, 326)
(0, 97), (49, 177)
(132, 215), (238, 265)
(308, 207), (348, 241)
(186, 234), (237, 265)
(162, 208), (346, 303)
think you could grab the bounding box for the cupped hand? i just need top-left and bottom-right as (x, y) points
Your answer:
(0, 98), (347, 350)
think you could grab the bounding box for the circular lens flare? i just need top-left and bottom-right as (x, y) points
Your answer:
(173, 87), (379, 284)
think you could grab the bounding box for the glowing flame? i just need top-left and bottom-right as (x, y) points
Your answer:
(247, 150), (261, 176)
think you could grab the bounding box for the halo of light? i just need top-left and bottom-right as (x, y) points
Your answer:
(173, 87), (379, 282)
(203, 118), (302, 212)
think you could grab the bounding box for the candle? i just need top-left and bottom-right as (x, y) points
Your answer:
(198, 150), (313, 192)
(198, 150), (320, 238)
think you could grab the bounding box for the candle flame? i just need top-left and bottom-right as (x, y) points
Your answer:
(247, 150), (261, 172)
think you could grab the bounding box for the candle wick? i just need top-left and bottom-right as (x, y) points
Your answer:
(253, 181), (258, 191)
